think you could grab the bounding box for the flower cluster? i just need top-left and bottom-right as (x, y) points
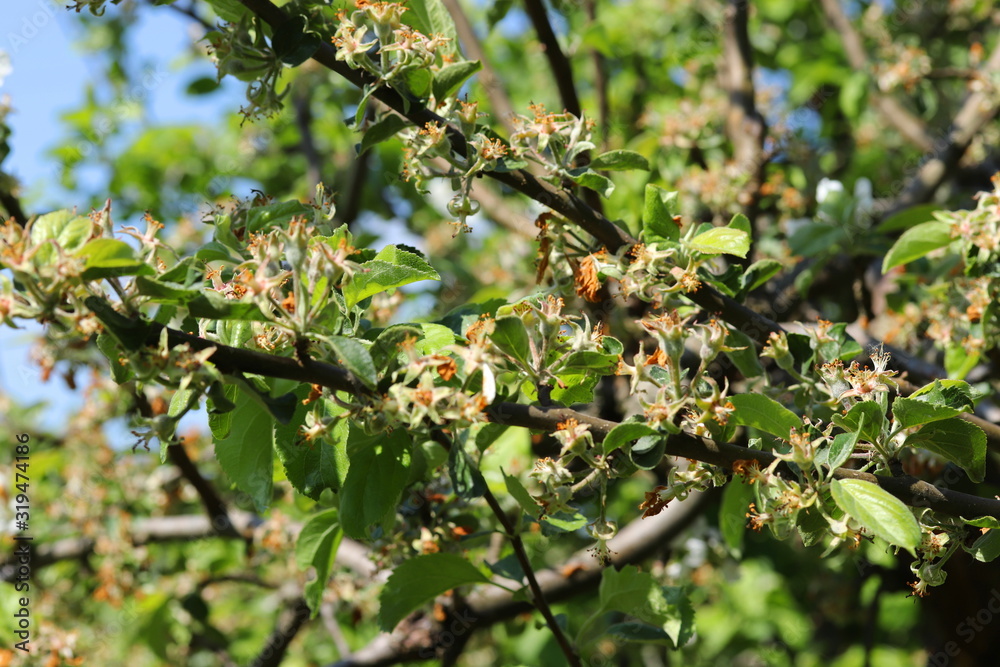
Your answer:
(618, 311), (740, 437)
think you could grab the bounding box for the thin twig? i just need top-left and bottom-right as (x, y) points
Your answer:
(167, 443), (246, 540)
(523, 0), (581, 117)
(249, 594), (313, 667)
(431, 432), (581, 666)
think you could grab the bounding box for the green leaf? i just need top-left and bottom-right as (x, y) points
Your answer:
(788, 223), (845, 257)
(603, 422), (658, 455)
(739, 259), (783, 294)
(274, 391), (348, 499)
(557, 349), (618, 375)
(475, 423), (508, 452)
(907, 379), (976, 410)
(944, 343), (979, 380)
(728, 394), (800, 439)
(661, 586), (696, 649)
(208, 384), (240, 440)
(567, 170), (615, 198)
(881, 221), (953, 273)
(202, 0), (248, 22)
(195, 240), (238, 263)
(688, 227), (750, 258)
(719, 478), (754, 556)
(432, 60), (482, 100)
(836, 401), (885, 444)
(814, 322), (863, 362)
(96, 333), (133, 383)
(272, 16), (321, 66)
(579, 566), (694, 649)
(85, 296), (153, 351)
(874, 203), (939, 233)
(642, 185), (680, 244)
(830, 479), (921, 555)
(340, 429), (412, 539)
(449, 443), (486, 500)
(968, 530), (1000, 563)
(904, 417), (986, 483)
(343, 245), (441, 309)
(490, 316), (531, 368)
(606, 622), (673, 646)
(503, 469), (538, 518)
(728, 213), (751, 235)
(541, 511), (588, 532)
(186, 76), (220, 95)
(415, 322), (457, 354)
(295, 509), (343, 615)
(229, 375), (298, 425)
(404, 0), (459, 57)
(158, 257), (200, 286)
(838, 70), (868, 119)
(360, 114), (411, 154)
(402, 68), (433, 99)
(378, 553), (490, 630)
(206, 381), (236, 414)
(29, 210), (91, 262)
(723, 328), (763, 378)
(187, 293), (267, 321)
(589, 149), (649, 171)
(893, 380), (975, 429)
(245, 200), (313, 234)
(168, 387), (199, 418)
(76, 239), (155, 280)
(628, 434), (667, 470)
(892, 397), (967, 429)
(371, 324), (422, 372)
(962, 516), (1000, 530)
(550, 372), (600, 405)
(817, 429), (860, 472)
(214, 388), (274, 513)
(328, 336), (377, 389)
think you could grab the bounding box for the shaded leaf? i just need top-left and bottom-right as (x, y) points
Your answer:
(904, 417), (986, 483)
(589, 149), (649, 171)
(340, 429), (412, 539)
(432, 60), (482, 100)
(603, 422), (658, 455)
(360, 115), (411, 154)
(295, 509), (343, 615)
(214, 388), (274, 513)
(378, 553), (489, 630)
